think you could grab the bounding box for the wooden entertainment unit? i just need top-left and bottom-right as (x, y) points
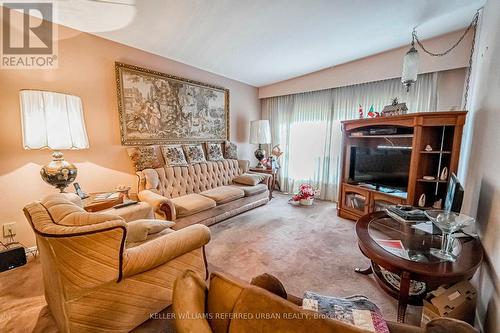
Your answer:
(337, 111), (467, 220)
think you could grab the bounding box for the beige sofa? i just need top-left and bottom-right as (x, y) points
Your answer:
(23, 194), (211, 333)
(137, 159), (271, 230)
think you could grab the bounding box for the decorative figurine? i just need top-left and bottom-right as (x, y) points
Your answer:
(440, 167), (448, 181)
(425, 145), (433, 152)
(418, 193), (426, 208)
(382, 97), (408, 116)
(358, 105), (364, 119)
(433, 199), (443, 209)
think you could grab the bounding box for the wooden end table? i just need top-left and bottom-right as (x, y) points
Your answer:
(83, 192), (154, 221)
(249, 167), (279, 199)
(355, 211), (483, 323)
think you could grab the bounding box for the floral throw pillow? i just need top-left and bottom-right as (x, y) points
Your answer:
(161, 145), (188, 167)
(183, 144), (207, 164)
(224, 141), (238, 160)
(206, 143), (224, 161)
(126, 146), (163, 171)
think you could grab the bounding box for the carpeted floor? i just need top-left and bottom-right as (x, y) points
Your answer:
(0, 193), (420, 332)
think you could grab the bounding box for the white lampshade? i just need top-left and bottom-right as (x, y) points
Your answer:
(401, 46), (419, 91)
(249, 120), (271, 144)
(20, 90), (89, 150)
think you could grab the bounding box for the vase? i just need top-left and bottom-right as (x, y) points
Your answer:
(424, 210), (475, 262)
(300, 198), (314, 206)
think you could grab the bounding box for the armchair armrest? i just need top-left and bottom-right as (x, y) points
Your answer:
(122, 224), (211, 278)
(173, 270), (213, 333)
(138, 189), (177, 220)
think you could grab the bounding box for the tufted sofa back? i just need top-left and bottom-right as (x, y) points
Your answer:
(138, 159), (250, 199)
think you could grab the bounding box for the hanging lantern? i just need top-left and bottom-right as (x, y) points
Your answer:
(401, 39), (419, 92)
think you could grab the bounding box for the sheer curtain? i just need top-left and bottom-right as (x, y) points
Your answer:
(262, 73), (438, 201)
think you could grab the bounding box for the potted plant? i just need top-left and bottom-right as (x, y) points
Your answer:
(289, 184), (318, 206)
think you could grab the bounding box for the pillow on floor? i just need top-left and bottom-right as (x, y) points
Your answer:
(233, 173), (265, 186)
(302, 292), (389, 333)
(126, 219), (176, 243)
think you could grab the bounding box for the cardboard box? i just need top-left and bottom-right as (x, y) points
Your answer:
(421, 280), (477, 327)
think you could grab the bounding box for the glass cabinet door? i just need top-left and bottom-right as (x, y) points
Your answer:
(343, 185), (370, 215)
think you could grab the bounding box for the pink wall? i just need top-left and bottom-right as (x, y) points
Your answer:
(0, 16), (260, 247)
(259, 30), (472, 100)
(437, 68), (466, 111)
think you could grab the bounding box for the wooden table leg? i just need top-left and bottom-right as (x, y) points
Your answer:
(397, 271), (411, 323)
(354, 266), (373, 275)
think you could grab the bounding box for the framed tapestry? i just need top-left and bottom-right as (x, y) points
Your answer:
(115, 62), (230, 145)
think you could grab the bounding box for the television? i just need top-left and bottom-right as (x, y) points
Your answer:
(444, 173), (464, 213)
(349, 146), (411, 191)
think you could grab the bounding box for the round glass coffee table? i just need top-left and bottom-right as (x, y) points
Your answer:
(355, 211), (483, 323)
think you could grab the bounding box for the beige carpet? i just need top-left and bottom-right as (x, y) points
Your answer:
(0, 193), (420, 332)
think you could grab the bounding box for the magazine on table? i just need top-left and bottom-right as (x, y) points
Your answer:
(374, 239), (410, 259)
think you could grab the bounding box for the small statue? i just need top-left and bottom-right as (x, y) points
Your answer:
(418, 194), (426, 208)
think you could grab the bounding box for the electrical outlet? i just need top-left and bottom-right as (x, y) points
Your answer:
(3, 223), (16, 237)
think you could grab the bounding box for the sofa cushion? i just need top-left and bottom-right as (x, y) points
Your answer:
(233, 173), (266, 186)
(183, 144), (207, 164)
(171, 194), (216, 218)
(161, 145), (188, 167)
(127, 146), (164, 171)
(224, 141), (238, 159)
(231, 184), (268, 197)
(206, 143), (224, 161)
(200, 186), (245, 204)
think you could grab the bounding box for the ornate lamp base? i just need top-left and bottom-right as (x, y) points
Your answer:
(40, 151), (78, 192)
(254, 144), (266, 169)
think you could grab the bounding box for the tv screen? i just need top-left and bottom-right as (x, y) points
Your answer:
(349, 146), (411, 191)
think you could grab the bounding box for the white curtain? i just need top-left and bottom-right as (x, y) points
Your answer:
(20, 90), (89, 150)
(262, 73), (438, 201)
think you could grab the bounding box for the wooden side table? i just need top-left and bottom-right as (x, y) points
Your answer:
(249, 167), (279, 199)
(83, 192), (154, 221)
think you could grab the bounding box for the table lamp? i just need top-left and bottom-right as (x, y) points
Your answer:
(20, 90), (89, 192)
(249, 120), (271, 168)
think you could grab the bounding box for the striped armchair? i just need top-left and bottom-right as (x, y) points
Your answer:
(23, 194), (210, 333)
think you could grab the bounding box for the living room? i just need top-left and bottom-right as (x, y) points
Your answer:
(0, 1), (498, 332)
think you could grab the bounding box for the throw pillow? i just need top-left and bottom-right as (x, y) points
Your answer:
(302, 292), (390, 333)
(224, 141), (238, 159)
(126, 219), (176, 243)
(127, 146), (163, 171)
(206, 143), (224, 161)
(233, 173), (265, 186)
(183, 144), (207, 164)
(161, 145), (188, 167)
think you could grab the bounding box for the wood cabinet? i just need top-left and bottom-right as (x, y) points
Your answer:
(337, 111), (466, 221)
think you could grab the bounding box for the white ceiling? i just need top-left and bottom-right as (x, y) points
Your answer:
(24, 0), (486, 86)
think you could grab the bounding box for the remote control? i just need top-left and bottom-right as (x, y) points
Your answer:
(114, 201), (138, 209)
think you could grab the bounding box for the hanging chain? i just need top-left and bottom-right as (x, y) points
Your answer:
(412, 10), (480, 109)
(413, 11), (479, 57)
(463, 11), (480, 109)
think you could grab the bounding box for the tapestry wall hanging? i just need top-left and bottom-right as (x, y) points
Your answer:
(115, 62), (230, 145)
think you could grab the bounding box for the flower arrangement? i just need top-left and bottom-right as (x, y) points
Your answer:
(290, 184), (319, 206)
